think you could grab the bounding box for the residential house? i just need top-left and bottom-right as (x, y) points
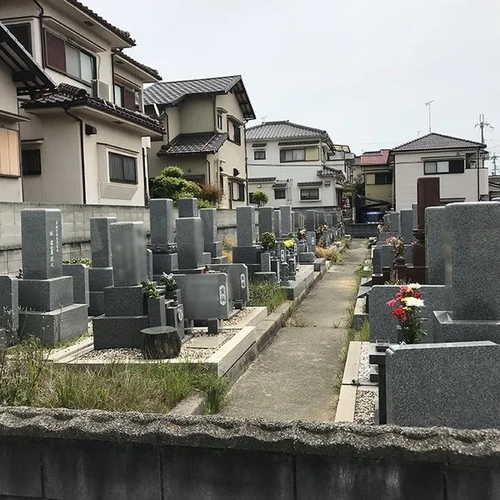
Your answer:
(246, 120), (348, 213)
(0, 22), (54, 201)
(357, 149), (392, 222)
(0, 0), (163, 205)
(391, 133), (488, 211)
(144, 75), (256, 209)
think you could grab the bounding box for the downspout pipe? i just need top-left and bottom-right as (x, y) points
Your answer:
(64, 107), (87, 204)
(30, 0), (46, 67)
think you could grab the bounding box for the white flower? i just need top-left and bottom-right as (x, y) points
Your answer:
(405, 297), (424, 307)
(407, 283), (421, 289)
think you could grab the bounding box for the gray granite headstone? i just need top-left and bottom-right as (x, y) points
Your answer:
(200, 208), (222, 257)
(425, 206), (445, 285)
(372, 247), (382, 274)
(259, 207), (275, 237)
(306, 210), (316, 231)
(279, 206), (293, 236)
(317, 211), (326, 225)
(0, 276), (18, 342)
(22, 209), (62, 280)
(178, 198), (199, 218)
(146, 249), (153, 280)
(63, 264), (89, 306)
(400, 209), (414, 243)
(236, 206), (256, 247)
(90, 217), (115, 268)
(412, 203), (418, 230)
(209, 264), (249, 307)
(383, 213), (391, 230)
(260, 252), (271, 272)
(150, 198), (175, 245)
(369, 284), (445, 343)
(176, 217), (205, 269)
(386, 341), (500, 429)
(273, 210), (281, 239)
(389, 212), (400, 233)
(110, 222), (147, 286)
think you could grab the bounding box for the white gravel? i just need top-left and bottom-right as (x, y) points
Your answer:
(354, 388), (376, 424)
(357, 342), (370, 384)
(223, 308), (252, 327)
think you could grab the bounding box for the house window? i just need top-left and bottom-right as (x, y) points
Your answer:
(0, 129), (20, 177)
(249, 192), (256, 204)
(281, 148), (305, 162)
(374, 172), (393, 184)
(424, 159), (465, 175)
(254, 150), (266, 160)
(229, 122), (241, 145)
(217, 113), (223, 130)
(21, 149), (41, 176)
(232, 182), (245, 201)
(45, 31), (96, 83)
(109, 152), (137, 183)
(114, 84), (137, 110)
(6, 23), (32, 54)
(300, 188), (320, 200)
(274, 189), (286, 199)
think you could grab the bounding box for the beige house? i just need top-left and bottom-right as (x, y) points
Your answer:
(0, 0), (163, 205)
(144, 75), (255, 208)
(392, 133), (488, 211)
(0, 22), (54, 201)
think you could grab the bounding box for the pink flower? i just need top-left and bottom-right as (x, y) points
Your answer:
(386, 299), (397, 307)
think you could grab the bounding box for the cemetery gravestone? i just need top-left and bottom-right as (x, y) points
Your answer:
(400, 209), (414, 243)
(200, 208), (226, 263)
(259, 207), (275, 237)
(279, 206), (293, 236)
(178, 198), (198, 218)
(425, 206), (445, 285)
(149, 199), (178, 277)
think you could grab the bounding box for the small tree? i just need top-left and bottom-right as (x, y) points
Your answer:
(199, 183), (223, 207)
(252, 191), (269, 207)
(150, 166), (201, 203)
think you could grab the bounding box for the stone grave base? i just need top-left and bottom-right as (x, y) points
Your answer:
(93, 315), (150, 349)
(432, 311), (500, 343)
(211, 256), (229, 265)
(298, 252), (315, 263)
(19, 304), (88, 347)
(282, 265), (315, 300)
(89, 291), (105, 317)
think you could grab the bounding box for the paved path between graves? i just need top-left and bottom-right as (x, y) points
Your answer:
(220, 240), (367, 422)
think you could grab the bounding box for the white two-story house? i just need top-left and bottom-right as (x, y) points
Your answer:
(0, 0), (163, 205)
(144, 75), (256, 209)
(391, 133), (488, 211)
(247, 120), (348, 213)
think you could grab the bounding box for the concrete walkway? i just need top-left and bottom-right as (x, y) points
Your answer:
(220, 240), (367, 422)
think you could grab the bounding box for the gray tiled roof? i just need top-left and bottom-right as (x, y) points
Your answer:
(144, 75), (256, 120)
(393, 133), (486, 152)
(157, 132), (228, 156)
(246, 121), (330, 141)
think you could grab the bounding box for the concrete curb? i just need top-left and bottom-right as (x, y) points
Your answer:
(168, 392), (207, 416)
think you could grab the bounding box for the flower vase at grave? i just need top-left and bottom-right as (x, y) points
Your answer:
(164, 288), (181, 304)
(392, 255), (407, 281)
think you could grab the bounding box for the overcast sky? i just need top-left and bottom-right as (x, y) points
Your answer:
(87, 0), (500, 167)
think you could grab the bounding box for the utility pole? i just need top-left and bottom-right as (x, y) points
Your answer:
(475, 114), (493, 143)
(425, 100), (434, 133)
(492, 154), (498, 176)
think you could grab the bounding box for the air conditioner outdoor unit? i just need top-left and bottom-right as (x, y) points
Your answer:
(91, 79), (110, 101)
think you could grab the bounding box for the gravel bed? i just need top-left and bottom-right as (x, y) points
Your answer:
(354, 388), (376, 424)
(358, 342), (370, 384)
(182, 331), (236, 361)
(223, 307), (253, 327)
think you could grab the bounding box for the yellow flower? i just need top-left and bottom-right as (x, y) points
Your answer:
(284, 239), (294, 248)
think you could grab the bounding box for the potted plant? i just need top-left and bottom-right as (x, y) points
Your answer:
(386, 283), (426, 344)
(142, 280), (166, 327)
(160, 272), (181, 303)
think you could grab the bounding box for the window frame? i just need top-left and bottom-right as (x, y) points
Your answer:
(108, 151), (138, 184)
(217, 113), (224, 130)
(280, 148), (306, 163)
(6, 23), (32, 54)
(300, 188), (320, 201)
(424, 159), (465, 175)
(0, 129), (21, 178)
(274, 189), (286, 200)
(21, 149), (41, 176)
(374, 172), (393, 185)
(232, 181), (245, 201)
(44, 30), (96, 85)
(254, 150), (266, 160)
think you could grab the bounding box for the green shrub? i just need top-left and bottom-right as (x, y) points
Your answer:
(63, 258), (92, 266)
(261, 232), (276, 251)
(248, 280), (288, 313)
(252, 191), (269, 207)
(150, 166), (201, 203)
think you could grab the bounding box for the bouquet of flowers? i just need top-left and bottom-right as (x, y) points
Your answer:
(316, 224), (329, 235)
(377, 224), (388, 233)
(297, 229), (307, 240)
(386, 236), (405, 258)
(386, 283), (426, 343)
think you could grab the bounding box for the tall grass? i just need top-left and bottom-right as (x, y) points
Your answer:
(0, 339), (227, 414)
(315, 246), (344, 264)
(248, 280), (288, 313)
(222, 235), (236, 264)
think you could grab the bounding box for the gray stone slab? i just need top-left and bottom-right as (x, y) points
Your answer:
(260, 252), (271, 272)
(306, 210), (315, 231)
(176, 217), (205, 270)
(111, 222), (147, 286)
(150, 198), (175, 245)
(18, 277), (74, 312)
(188, 336), (225, 349)
(279, 206), (293, 236)
(22, 209), (62, 280)
(88, 291), (105, 317)
(232, 246), (260, 265)
(383, 213), (391, 230)
(425, 206), (445, 285)
(0, 276), (18, 336)
(317, 211), (326, 225)
(152, 253), (178, 276)
(237, 206), (256, 247)
(274, 210), (282, 238)
(146, 249), (153, 280)
(174, 273), (231, 320)
(147, 296), (166, 327)
(104, 285), (147, 317)
(306, 231), (316, 252)
(166, 302), (185, 339)
(63, 264), (89, 306)
(88, 267), (113, 291)
(90, 217), (115, 268)
(298, 252), (315, 263)
(253, 272), (277, 282)
(258, 207), (275, 237)
(389, 212), (400, 233)
(400, 209), (414, 243)
(372, 247), (382, 274)
(93, 315), (150, 349)
(178, 198), (198, 218)
(445, 202), (500, 320)
(210, 264), (249, 305)
(369, 285), (445, 343)
(19, 303), (88, 346)
(386, 341), (500, 429)
(412, 203), (418, 230)
(205, 242), (222, 259)
(200, 208), (217, 244)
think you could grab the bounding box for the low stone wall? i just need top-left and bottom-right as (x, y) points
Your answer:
(0, 408), (499, 499)
(0, 202), (240, 274)
(345, 223), (379, 238)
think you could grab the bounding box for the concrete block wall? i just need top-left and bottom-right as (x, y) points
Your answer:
(0, 408), (498, 500)
(345, 223), (379, 238)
